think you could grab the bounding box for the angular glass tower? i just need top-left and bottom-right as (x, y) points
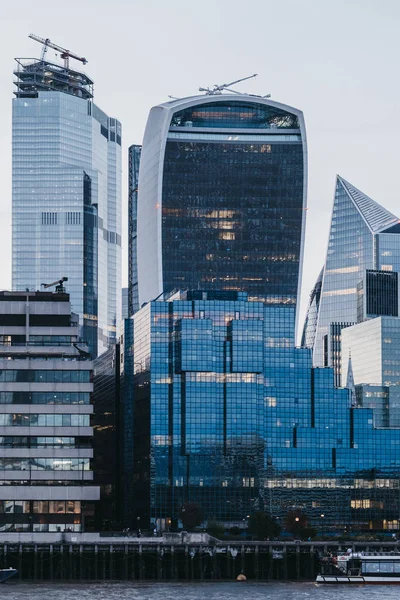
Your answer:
(12, 53), (122, 357)
(308, 176), (400, 367)
(134, 95), (307, 337)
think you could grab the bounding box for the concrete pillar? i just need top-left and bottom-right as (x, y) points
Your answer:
(310, 545), (315, 580)
(49, 544), (53, 580)
(268, 546), (273, 580)
(138, 544), (143, 580)
(109, 545), (113, 580)
(241, 544), (245, 575)
(185, 545), (189, 580)
(283, 546), (288, 581)
(157, 545), (162, 580)
(254, 545), (259, 580)
(296, 544), (300, 580)
(199, 545), (203, 580)
(94, 545), (98, 580)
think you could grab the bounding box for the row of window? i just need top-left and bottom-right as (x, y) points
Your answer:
(0, 392), (91, 405)
(0, 458), (90, 471)
(0, 500), (81, 514)
(0, 414), (90, 427)
(0, 524), (81, 532)
(0, 436), (90, 448)
(0, 370), (90, 383)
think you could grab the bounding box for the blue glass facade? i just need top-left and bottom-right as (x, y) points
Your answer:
(128, 145), (141, 317)
(310, 176), (400, 368)
(136, 95), (307, 339)
(129, 292), (400, 531)
(12, 58), (122, 356)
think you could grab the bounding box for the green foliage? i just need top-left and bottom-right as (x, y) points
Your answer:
(229, 526), (241, 536)
(207, 520), (225, 538)
(247, 511), (281, 540)
(298, 526), (317, 540)
(284, 509), (308, 535)
(178, 502), (204, 531)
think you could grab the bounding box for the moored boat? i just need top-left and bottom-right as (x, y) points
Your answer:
(317, 551), (400, 584)
(0, 567), (18, 583)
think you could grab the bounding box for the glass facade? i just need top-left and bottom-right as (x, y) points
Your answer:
(92, 344), (122, 530)
(162, 138), (303, 308)
(301, 267), (323, 349)
(128, 145), (141, 316)
(135, 95), (307, 339)
(357, 270), (399, 322)
(311, 176), (400, 367)
(12, 58), (122, 357)
(129, 292), (400, 531)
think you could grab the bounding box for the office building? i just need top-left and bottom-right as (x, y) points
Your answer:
(357, 270), (399, 323)
(0, 290), (98, 534)
(92, 344), (121, 529)
(305, 176), (400, 367)
(128, 145), (141, 316)
(122, 288), (129, 320)
(301, 267), (323, 349)
(128, 291), (400, 531)
(342, 317), (400, 427)
(12, 39), (122, 357)
(134, 94), (307, 338)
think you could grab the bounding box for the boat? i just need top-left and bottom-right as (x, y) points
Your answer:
(317, 551), (400, 584)
(0, 567), (18, 583)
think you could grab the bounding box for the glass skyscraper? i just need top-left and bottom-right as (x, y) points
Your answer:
(133, 94), (307, 336)
(304, 176), (400, 367)
(12, 52), (122, 357)
(127, 291), (400, 531)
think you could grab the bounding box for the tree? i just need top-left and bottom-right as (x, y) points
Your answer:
(284, 509), (308, 535)
(248, 511), (281, 540)
(179, 502), (204, 531)
(206, 520), (225, 538)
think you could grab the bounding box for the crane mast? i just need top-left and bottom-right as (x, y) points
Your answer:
(199, 74), (258, 95)
(28, 34), (88, 69)
(41, 277), (68, 294)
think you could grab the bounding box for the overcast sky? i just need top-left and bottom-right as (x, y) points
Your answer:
(1, 0), (399, 338)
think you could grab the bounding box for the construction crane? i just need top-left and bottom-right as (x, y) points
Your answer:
(41, 277), (68, 294)
(199, 74), (258, 95)
(29, 34), (88, 69)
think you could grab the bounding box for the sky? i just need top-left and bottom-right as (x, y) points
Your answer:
(1, 0), (399, 337)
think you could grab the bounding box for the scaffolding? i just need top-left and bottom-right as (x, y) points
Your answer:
(13, 58), (94, 100)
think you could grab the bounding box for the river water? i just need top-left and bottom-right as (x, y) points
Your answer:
(1, 582), (399, 600)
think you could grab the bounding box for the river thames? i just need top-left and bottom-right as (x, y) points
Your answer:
(1, 582), (399, 599)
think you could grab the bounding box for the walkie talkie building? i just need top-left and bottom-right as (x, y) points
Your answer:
(133, 94), (307, 338)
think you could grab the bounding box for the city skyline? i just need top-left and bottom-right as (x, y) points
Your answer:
(0, 0), (399, 341)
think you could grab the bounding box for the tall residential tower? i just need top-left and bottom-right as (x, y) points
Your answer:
(132, 93), (307, 337)
(12, 38), (122, 356)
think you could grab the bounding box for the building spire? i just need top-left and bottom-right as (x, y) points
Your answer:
(346, 351), (357, 407)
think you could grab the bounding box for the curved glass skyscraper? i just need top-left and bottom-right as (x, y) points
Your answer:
(134, 94), (307, 337)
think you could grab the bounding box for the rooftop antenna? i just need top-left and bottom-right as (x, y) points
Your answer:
(199, 74), (258, 95)
(28, 34), (88, 69)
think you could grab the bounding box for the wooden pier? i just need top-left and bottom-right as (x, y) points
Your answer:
(1, 539), (399, 581)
